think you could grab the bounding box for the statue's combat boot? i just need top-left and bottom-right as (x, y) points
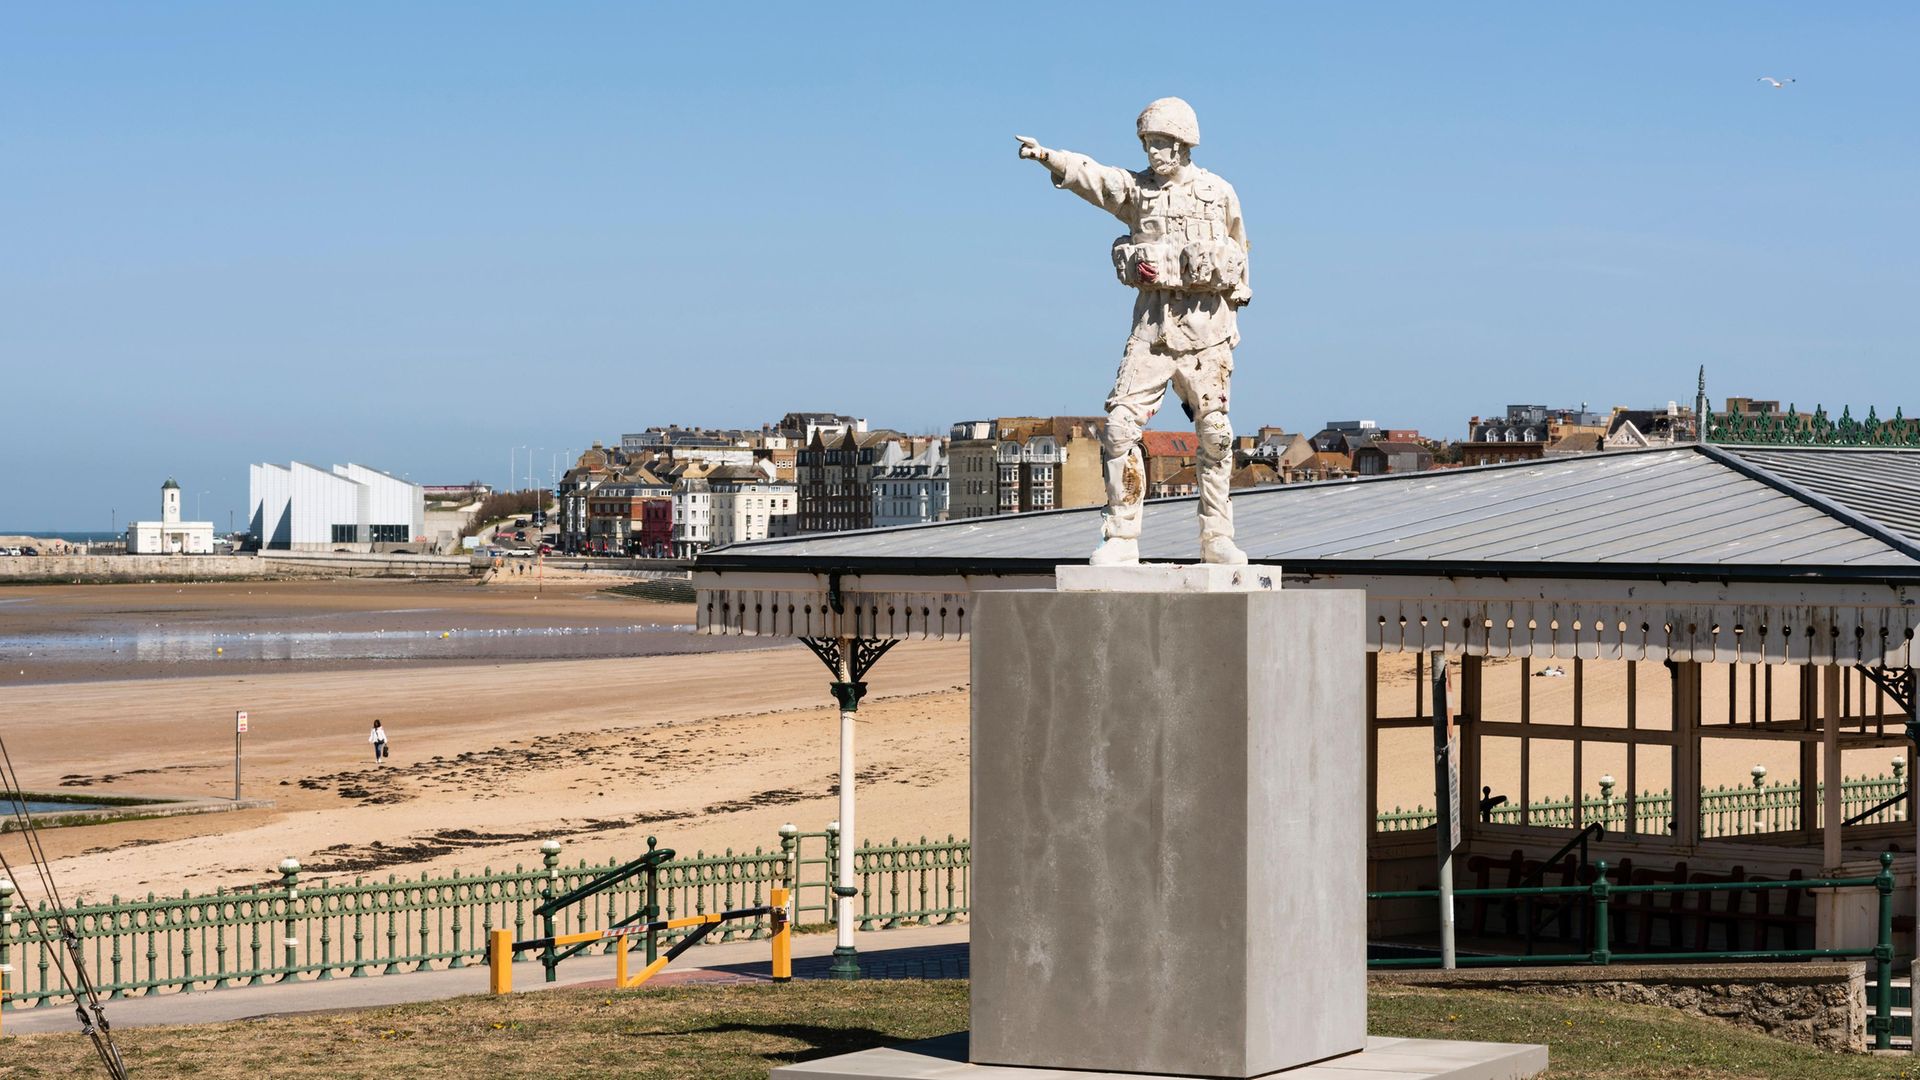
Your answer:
(1089, 536), (1140, 566)
(1201, 534), (1247, 565)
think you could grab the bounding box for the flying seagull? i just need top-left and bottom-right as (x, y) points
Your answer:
(1757, 76), (1796, 88)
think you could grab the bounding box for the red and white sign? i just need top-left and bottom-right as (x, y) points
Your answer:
(236, 710), (249, 734)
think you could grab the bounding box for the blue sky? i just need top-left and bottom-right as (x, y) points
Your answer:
(4, 4), (1916, 530)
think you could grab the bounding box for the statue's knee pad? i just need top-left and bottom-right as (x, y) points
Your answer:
(1196, 413), (1234, 460)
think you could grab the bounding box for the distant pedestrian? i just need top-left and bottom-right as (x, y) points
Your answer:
(369, 718), (389, 763)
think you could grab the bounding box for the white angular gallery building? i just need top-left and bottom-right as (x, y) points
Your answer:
(248, 462), (425, 551)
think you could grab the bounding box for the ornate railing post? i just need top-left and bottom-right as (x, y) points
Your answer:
(917, 836), (932, 925)
(351, 878), (368, 978)
(644, 837), (662, 966)
(511, 863), (528, 965)
(0, 877), (13, 1016)
(539, 840), (562, 983)
(36, 904), (50, 1000)
(416, 872), (432, 972)
(479, 871), (495, 970)
(317, 883), (334, 981)
(777, 823), (799, 907)
(383, 874), (402, 975)
(604, 868), (622, 952)
(449, 870), (466, 970)
(179, 888), (196, 992)
(106, 894), (126, 998)
(278, 858), (301, 982)
(1872, 851), (1895, 1050)
(823, 820), (840, 930)
(212, 888), (230, 990)
(944, 834), (960, 923)
(247, 892), (264, 986)
(143, 893), (159, 994)
(1588, 861), (1611, 966)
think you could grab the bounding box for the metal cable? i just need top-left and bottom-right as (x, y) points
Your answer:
(0, 736), (130, 1079)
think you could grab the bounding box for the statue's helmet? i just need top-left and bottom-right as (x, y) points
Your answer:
(1137, 97), (1200, 147)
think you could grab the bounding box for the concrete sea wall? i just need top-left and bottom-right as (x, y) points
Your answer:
(0, 552), (475, 584)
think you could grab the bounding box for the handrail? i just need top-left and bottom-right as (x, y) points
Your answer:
(531, 837), (676, 984)
(534, 842), (675, 918)
(1516, 823), (1603, 888)
(1367, 852), (1901, 1050)
(1517, 822), (1604, 955)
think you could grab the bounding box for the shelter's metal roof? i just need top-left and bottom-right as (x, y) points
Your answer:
(1720, 446), (1920, 548)
(699, 446), (1920, 584)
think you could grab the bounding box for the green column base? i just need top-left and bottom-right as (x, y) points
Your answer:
(829, 946), (860, 981)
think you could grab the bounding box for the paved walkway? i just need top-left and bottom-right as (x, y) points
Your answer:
(2, 923), (971, 1036)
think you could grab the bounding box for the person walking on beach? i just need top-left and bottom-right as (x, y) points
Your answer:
(369, 718), (389, 763)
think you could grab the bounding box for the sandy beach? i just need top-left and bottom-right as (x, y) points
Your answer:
(0, 579), (968, 903)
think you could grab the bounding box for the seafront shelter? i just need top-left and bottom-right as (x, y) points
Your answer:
(692, 444), (1920, 962)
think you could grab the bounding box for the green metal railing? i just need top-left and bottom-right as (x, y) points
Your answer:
(776, 826), (970, 930)
(1369, 852), (1901, 1049)
(1377, 772), (1908, 837)
(0, 827), (968, 1011)
(1708, 403), (1920, 447)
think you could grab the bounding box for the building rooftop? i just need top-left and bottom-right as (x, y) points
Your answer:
(1141, 431), (1199, 457)
(697, 445), (1920, 583)
(1720, 445), (1920, 547)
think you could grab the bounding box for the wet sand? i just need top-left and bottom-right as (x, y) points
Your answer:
(0, 576), (766, 684)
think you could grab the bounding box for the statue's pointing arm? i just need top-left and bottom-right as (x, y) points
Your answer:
(1016, 136), (1136, 221)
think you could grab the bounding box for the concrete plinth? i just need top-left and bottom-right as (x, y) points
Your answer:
(968, 585), (1367, 1078)
(771, 1033), (1549, 1080)
(1053, 562), (1281, 593)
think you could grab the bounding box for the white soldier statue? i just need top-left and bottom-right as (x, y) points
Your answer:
(1019, 97), (1252, 566)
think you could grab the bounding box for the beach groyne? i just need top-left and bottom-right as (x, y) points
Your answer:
(0, 552), (475, 583)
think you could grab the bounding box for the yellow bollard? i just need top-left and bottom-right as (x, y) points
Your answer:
(615, 932), (630, 988)
(488, 929), (513, 995)
(771, 887), (792, 983)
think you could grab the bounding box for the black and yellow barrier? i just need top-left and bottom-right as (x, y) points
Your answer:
(489, 887), (791, 994)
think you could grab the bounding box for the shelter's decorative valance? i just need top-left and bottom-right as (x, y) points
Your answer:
(695, 570), (1917, 667)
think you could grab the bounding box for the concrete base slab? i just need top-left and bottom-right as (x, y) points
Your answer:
(772, 1033), (1547, 1080)
(1053, 563), (1280, 592)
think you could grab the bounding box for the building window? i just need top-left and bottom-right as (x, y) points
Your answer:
(331, 524), (358, 544)
(371, 524), (410, 544)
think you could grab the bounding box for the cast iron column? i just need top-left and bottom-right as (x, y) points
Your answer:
(800, 621), (899, 982)
(829, 636), (864, 980)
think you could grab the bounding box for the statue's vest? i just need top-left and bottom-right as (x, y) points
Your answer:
(1111, 170), (1244, 294)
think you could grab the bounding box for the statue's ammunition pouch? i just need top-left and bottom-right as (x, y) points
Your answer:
(1111, 237), (1246, 293)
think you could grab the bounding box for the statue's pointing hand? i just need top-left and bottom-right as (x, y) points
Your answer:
(1016, 135), (1049, 163)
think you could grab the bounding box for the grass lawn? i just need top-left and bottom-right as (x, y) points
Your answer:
(3, 981), (1918, 1079)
